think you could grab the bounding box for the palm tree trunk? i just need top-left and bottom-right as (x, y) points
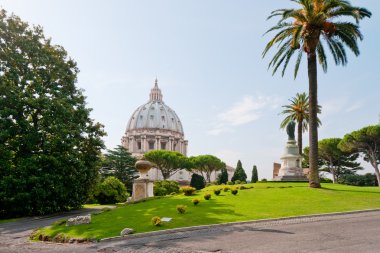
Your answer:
(307, 51), (321, 188)
(297, 120), (303, 155)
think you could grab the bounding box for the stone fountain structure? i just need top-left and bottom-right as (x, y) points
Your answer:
(131, 158), (154, 201)
(274, 120), (307, 181)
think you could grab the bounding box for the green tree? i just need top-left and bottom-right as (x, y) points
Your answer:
(94, 176), (127, 204)
(251, 165), (258, 183)
(190, 155), (225, 183)
(280, 93), (321, 155)
(231, 160), (247, 183)
(339, 125), (380, 186)
(190, 174), (206, 190)
(144, 150), (190, 180)
(318, 138), (361, 183)
(102, 145), (138, 192)
(263, 0), (371, 188)
(217, 165), (228, 185)
(0, 10), (105, 218)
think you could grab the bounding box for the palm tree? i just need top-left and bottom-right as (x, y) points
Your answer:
(280, 92), (321, 155)
(263, 0), (371, 188)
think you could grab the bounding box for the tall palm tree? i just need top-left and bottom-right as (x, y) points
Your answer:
(263, 0), (371, 188)
(280, 92), (321, 155)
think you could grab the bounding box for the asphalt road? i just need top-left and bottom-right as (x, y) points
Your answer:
(1, 210), (380, 253)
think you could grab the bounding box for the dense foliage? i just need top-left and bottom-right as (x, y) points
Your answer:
(217, 166), (228, 185)
(94, 177), (127, 204)
(339, 125), (380, 186)
(318, 138), (362, 183)
(338, 173), (378, 187)
(231, 160), (247, 183)
(101, 145), (138, 192)
(144, 150), (190, 179)
(0, 10), (105, 218)
(251, 165), (258, 183)
(153, 180), (180, 196)
(190, 155), (225, 183)
(190, 173), (206, 190)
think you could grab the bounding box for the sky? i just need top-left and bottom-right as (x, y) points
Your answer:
(1, 0), (379, 180)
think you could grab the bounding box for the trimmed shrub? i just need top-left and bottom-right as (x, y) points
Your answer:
(176, 205), (187, 214)
(231, 189), (238, 195)
(214, 189), (222, 196)
(320, 178), (333, 183)
(154, 180), (180, 196)
(94, 176), (127, 204)
(204, 193), (211, 200)
(223, 187), (230, 192)
(151, 216), (161, 226)
(261, 178), (268, 182)
(190, 174), (206, 190)
(338, 173), (378, 186)
(239, 185), (248, 190)
(192, 199), (200, 206)
(227, 181), (234, 185)
(181, 186), (196, 196)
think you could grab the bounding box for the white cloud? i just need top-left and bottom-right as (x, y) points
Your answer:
(207, 95), (280, 136)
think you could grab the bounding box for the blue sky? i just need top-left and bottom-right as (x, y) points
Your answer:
(1, 0), (379, 180)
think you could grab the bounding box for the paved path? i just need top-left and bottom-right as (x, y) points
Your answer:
(1, 210), (380, 253)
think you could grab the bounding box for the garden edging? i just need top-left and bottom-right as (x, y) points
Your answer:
(100, 208), (380, 242)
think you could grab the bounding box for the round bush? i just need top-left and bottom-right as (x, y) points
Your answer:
(223, 187), (230, 192)
(94, 176), (127, 204)
(181, 186), (196, 196)
(176, 205), (187, 214)
(204, 193), (211, 200)
(192, 199), (200, 206)
(153, 180), (180, 196)
(214, 189), (222, 196)
(227, 181), (234, 185)
(151, 216), (161, 226)
(190, 174), (206, 190)
(231, 189), (238, 195)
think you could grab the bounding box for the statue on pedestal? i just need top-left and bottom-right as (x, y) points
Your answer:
(286, 120), (296, 140)
(273, 120), (307, 181)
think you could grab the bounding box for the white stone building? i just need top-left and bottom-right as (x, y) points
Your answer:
(122, 79), (234, 183)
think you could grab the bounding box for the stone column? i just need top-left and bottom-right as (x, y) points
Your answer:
(141, 135), (146, 152)
(184, 140), (188, 156)
(129, 137), (134, 152)
(179, 140), (184, 154)
(169, 137), (174, 151)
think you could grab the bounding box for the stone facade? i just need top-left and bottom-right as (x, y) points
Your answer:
(121, 79), (188, 157)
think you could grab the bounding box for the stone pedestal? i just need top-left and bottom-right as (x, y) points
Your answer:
(132, 179), (154, 201)
(131, 159), (155, 202)
(274, 140), (307, 181)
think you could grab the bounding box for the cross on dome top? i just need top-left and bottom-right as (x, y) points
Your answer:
(149, 78), (163, 102)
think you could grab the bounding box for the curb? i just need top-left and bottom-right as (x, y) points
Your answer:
(100, 208), (380, 242)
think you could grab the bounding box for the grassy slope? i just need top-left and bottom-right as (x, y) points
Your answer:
(37, 183), (380, 240)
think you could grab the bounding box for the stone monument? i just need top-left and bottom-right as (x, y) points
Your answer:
(132, 158), (154, 201)
(274, 120), (307, 181)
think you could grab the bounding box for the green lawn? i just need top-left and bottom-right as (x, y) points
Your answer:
(35, 183), (380, 240)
